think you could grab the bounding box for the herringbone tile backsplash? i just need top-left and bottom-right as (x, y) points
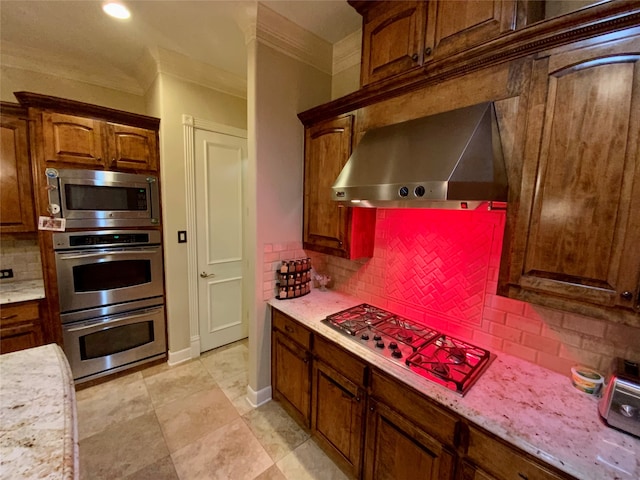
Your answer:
(297, 209), (640, 377)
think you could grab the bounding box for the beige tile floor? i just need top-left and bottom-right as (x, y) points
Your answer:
(76, 339), (349, 480)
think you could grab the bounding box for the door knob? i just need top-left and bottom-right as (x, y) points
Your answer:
(200, 272), (215, 278)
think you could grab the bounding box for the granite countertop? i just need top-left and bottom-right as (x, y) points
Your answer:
(268, 289), (640, 480)
(0, 279), (46, 305)
(0, 344), (78, 479)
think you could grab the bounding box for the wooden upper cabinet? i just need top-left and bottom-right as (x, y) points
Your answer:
(353, 0), (537, 87)
(424, 0), (518, 63)
(303, 114), (376, 259)
(18, 93), (160, 173)
(500, 33), (640, 317)
(107, 122), (158, 171)
(0, 105), (35, 233)
(42, 112), (104, 167)
(358, 1), (428, 86)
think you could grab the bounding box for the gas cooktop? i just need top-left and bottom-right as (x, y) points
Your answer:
(324, 303), (492, 396)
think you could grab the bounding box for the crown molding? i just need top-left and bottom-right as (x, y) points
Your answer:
(0, 41), (144, 95)
(256, 4), (333, 75)
(333, 29), (362, 74)
(147, 47), (247, 99)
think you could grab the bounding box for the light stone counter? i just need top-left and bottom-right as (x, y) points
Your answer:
(0, 344), (78, 479)
(268, 289), (640, 480)
(0, 279), (45, 305)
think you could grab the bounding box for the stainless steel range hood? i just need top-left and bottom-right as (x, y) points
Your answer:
(332, 102), (507, 209)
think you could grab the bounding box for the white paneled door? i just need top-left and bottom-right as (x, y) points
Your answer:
(195, 129), (247, 352)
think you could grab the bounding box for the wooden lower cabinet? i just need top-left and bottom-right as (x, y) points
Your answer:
(271, 310), (312, 428)
(364, 398), (456, 480)
(312, 361), (366, 478)
(270, 308), (576, 480)
(463, 425), (570, 480)
(0, 300), (44, 354)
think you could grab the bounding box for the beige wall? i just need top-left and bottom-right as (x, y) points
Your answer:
(248, 39), (331, 396)
(148, 72), (247, 354)
(0, 64), (146, 113)
(332, 63), (360, 100)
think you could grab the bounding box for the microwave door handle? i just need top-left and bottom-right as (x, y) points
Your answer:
(66, 309), (161, 332)
(58, 249), (159, 260)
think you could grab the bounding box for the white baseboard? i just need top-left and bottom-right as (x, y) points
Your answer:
(190, 336), (201, 359)
(167, 347), (192, 366)
(246, 384), (272, 408)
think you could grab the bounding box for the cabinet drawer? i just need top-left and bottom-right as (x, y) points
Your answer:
(272, 309), (311, 350)
(0, 301), (39, 327)
(314, 335), (367, 387)
(370, 369), (459, 447)
(466, 426), (567, 480)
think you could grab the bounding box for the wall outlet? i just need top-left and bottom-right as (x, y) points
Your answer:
(0, 269), (14, 279)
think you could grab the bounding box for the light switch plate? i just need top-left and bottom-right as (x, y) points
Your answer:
(0, 269), (14, 279)
(178, 231), (187, 243)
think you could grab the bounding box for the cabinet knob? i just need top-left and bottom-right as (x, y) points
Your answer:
(517, 474), (528, 480)
(424, 47), (432, 56)
(411, 53), (419, 62)
(621, 291), (633, 300)
(303, 357), (309, 364)
(369, 406), (374, 412)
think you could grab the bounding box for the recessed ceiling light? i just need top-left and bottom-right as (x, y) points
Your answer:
(102, 2), (131, 20)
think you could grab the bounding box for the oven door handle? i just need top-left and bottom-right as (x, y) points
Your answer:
(66, 308), (162, 332)
(58, 249), (160, 260)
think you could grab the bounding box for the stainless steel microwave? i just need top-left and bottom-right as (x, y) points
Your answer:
(45, 168), (160, 228)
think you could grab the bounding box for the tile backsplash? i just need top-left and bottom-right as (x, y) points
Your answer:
(264, 209), (640, 378)
(0, 235), (43, 282)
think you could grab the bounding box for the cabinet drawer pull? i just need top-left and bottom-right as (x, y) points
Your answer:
(518, 473), (528, 480)
(411, 53), (419, 62)
(424, 47), (432, 56)
(284, 325), (294, 334)
(1, 314), (18, 321)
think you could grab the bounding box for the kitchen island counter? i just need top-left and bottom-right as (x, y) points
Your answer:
(269, 289), (640, 480)
(0, 343), (78, 479)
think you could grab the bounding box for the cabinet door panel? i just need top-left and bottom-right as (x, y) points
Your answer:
(364, 399), (455, 480)
(272, 331), (311, 427)
(303, 116), (351, 255)
(107, 123), (158, 171)
(313, 362), (364, 477)
(0, 112), (35, 232)
(426, 0), (516, 61)
(505, 36), (640, 314)
(362, 1), (427, 85)
(42, 112), (104, 166)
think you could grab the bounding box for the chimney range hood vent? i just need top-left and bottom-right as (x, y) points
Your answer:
(332, 102), (508, 210)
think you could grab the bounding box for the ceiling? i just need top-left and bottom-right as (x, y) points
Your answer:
(0, 0), (361, 95)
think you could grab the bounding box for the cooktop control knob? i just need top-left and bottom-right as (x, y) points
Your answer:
(373, 334), (382, 341)
(376, 341), (385, 348)
(389, 342), (398, 349)
(399, 186), (409, 197)
(414, 186), (426, 197)
(392, 350), (403, 359)
(361, 333), (370, 340)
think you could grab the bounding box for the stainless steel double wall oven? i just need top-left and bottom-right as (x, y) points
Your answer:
(54, 229), (166, 383)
